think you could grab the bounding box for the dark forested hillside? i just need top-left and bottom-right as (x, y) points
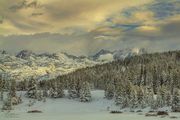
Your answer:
(58, 50), (180, 91)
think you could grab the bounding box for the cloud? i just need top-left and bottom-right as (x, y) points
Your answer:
(149, 0), (180, 19)
(0, 0), (179, 54)
(0, 0), (153, 35)
(9, 0), (41, 12)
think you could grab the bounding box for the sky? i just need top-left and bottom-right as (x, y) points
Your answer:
(0, 0), (180, 55)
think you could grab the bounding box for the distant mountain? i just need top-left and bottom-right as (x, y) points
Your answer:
(16, 50), (36, 59)
(91, 48), (146, 61)
(91, 49), (113, 60)
(0, 48), (146, 81)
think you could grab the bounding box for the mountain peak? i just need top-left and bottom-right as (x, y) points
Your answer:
(92, 49), (112, 60)
(16, 50), (36, 59)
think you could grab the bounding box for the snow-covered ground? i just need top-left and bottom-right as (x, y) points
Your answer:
(0, 90), (179, 120)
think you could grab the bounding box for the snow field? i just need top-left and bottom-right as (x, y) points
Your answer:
(0, 90), (179, 120)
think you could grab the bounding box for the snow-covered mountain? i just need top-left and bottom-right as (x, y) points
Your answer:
(91, 48), (146, 61)
(0, 48), (146, 81)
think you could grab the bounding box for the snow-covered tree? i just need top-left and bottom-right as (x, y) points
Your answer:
(165, 91), (172, 107)
(49, 81), (64, 98)
(136, 86), (145, 108)
(129, 86), (138, 109)
(152, 66), (158, 94)
(115, 82), (129, 108)
(121, 81), (132, 108)
(26, 77), (38, 99)
(144, 88), (154, 108)
(156, 86), (167, 108)
(9, 79), (22, 105)
(9, 79), (16, 98)
(172, 88), (180, 107)
(68, 81), (79, 99)
(79, 81), (91, 102)
(0, 77), (4, 101)
(37, 89), (43, 101)
(104, 83), (115, 99)
(115, 85), (123, 106)
(43, 88), (48, 98)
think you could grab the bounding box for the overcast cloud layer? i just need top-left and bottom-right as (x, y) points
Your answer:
(0, 0), (180, 55)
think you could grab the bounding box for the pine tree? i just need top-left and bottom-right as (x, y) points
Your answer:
(37, 89), (43, 101)
(79, 81), (91, 102)
(0, 76), (4, 101)
(49, 87), (55, 98)
(165, 91), (172, 107)
(115, 83), (123, 105)
(145, 88), (155, 108)
(9, 79), (22, 105)
(43, 88), (48, 98)
(49, 81), (64, 98)
(115, 82), (130, 108)
(152, 66), (158, 94)
(172, 88), (180, 112)
(56, 81), (64, 98)
(172, 88), (180, 107)
(172, 70), (179, 89)
(130, 86), (138, 109)
(156, 86), (167, 108)
(26, 77), (38, 99)
(122, 80), (132, 108)
(68, 81), (78, 99)
(9, 79), (16, 98)
(136, 86), (145, 108)
(104, 83), (115, 99)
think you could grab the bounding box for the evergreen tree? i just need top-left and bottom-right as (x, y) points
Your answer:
(165, 91), (172, 107)
(129, 86), (138, 109)
(152, 66), (158, 94)
(9, 79), (22, 105)
(104, 83), (115, 99)
(172, 88), (180, 107)
(37, 89), (43, 101)
(115, 82), (130, 108)
(136, 86), (145, 108)
(79, 81), (91, 102)
(26, 77), (38, 99)
(43, 88), (48, 98)
(145, 88), (155, 109)
(9, 79), (16, 98)
(122, 80), (132, 108)
(0, 76), (5, 101)
(56, 81), (64, 98)
(156, 86), (167, 108)
(49, 81), (64, 98)
(172, 88), (180, 112)
(68, 81), (79, 99)
(115, 83), (124, 106)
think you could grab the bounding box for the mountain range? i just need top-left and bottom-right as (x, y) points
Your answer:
(0, 48), (146, 81)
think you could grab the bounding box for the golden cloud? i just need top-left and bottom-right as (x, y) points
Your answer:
(136, 25), (160, 32)
(0, 0), (154, 35)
